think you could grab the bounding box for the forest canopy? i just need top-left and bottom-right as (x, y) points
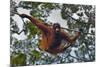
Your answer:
(10, 0), (95, 66)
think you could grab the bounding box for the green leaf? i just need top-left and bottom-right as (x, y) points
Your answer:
(10, 53), (26, 66)
(26, 22), (41, 39)
(31, 50), (41, 60)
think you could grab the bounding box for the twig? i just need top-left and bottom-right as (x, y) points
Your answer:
(69, 54), (83, 61)
(11, 30), (24, 35)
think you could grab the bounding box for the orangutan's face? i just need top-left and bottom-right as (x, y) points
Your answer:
(53, 23), (61, 33)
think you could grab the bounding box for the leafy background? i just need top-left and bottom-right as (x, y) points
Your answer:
(10, 0), (95, 66)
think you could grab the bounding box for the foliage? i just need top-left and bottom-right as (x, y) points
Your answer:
(61, 4), (95, 61)
(10, 0), (95, 66)
(10, 53), (26, 66)
(26, 21), (41, 39)
(30, 50), (41, 60)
